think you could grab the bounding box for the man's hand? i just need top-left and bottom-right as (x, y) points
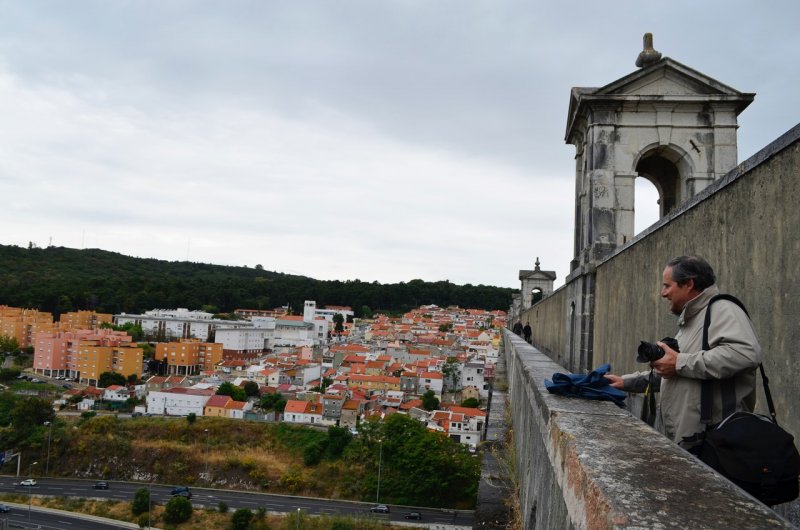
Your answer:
(604, 374), (624, 389)
(651, 341), (678, 378)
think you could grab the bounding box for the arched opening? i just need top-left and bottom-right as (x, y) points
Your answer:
(531, 288), (543, 304)
(635, 147), (686, 217)
(634, 177), (660, 233)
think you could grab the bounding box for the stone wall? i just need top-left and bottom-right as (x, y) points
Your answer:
(591, 124), (800, 441)
(503, 330), (794, 529)
(516, 123), (800, 524)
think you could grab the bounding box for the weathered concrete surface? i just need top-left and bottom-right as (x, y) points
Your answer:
(474, 344), (513, 529)
(503, 331), (794, 529)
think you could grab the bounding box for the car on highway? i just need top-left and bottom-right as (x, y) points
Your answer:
(93, 481), (109, 489)
(370, 504), (390, 513)
(20, 478), (37, 486)
(404, 512), (422, 520)
(171, 486), (192, 498)
(0, 504), (10, 513)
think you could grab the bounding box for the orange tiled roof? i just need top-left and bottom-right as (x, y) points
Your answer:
(206, 395), (231, 408)
(284, 400), (309, 414)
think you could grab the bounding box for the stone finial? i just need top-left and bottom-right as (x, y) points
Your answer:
(534, 257), (541, 271)
(635, 33), (662, 68)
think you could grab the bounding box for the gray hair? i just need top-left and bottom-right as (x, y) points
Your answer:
(666, 255), (716, 291)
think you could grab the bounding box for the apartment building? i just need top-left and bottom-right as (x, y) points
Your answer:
(76, 338), (143, 386)
(0, 306), (55, 349)
(33, 328), (132, 378)
(59, 310), (113, 331)
(115, 308), (241, 341)
(155, 340), (224, 375)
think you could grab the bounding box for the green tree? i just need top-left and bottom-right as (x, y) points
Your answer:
(421, 390), (440, 411)
(186, 413), (197, 425)
(218, 501), (229, 513)
(0, 368), (21, 382)
(326, 426), (353, 458)
(438, 322), (453, 332)
(260, 392), (287, 413)
(361, 305), (373, 318)
(139, 342), (154, 359)
(442, 358), (461, 392)
(230, 508), (253, 530)
(98, 371), (126, 388)
(217, 381), (247, 402)
(163, 495), (192, 524)
(303, 441), (325, 466)
(461, 398), (480, 408)
(12, 397), (55, 433)
(349, 414), (480, 507)
(243, 381), (260, 398)
(127, 373), (139, 385)
(0, 393), (20, 427)
(131, 487), (150, 516)
(333, 313), (345, 334)
(101, 322), (144, 341)
(0, 335), (20, 354)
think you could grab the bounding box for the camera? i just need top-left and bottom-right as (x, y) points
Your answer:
(636, 337), (679, 363)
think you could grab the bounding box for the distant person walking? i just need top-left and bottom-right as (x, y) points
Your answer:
(512, 321), (523, 336)
(523, 322), (532, 343)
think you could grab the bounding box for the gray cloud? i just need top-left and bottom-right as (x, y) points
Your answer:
(0, 1), (798, 290)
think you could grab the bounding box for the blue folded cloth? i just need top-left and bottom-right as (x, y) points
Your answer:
(544, 363), (627, 407)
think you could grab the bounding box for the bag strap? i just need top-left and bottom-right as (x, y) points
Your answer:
(700, 294), (777, 425)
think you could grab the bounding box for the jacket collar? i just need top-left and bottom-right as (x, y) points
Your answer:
(677, 285), (720, 326)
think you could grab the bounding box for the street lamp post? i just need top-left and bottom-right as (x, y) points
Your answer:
(27, 461), (38, 525)
(44, 421), (53, 476)
(204, 428), (210, 485)
(376, 438), (383, 504)
(296, 508), (300, 530)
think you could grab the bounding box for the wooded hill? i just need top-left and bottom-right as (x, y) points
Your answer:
(0, 244), (515, 318)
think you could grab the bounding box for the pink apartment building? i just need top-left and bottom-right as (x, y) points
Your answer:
(33, 328), (132, 379)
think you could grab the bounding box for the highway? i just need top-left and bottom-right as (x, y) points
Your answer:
(0, 476), (472, 528)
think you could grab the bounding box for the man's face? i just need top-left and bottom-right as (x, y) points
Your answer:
(660, 266), (696, 315)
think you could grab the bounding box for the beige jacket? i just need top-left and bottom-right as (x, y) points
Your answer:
(623, 285), (762, 449)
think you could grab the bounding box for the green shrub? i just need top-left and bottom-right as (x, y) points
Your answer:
(218, 500), (229, 513)
(163, 495), (192, 524)
(229, 508), (254, 530)
(131, 488), (150, 516)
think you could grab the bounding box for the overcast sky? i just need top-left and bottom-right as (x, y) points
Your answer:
(1, 2), (798, 290)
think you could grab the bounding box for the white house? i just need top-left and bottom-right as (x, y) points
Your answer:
(146, 387), (214, 416)
(428, 406), (487, 450)
(283, 399), (323, 425)
(418, 371), (444, 398)
(461, 360), (490, 399)
(103, 385), (129, 402)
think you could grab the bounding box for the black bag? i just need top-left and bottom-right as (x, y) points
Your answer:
(696, 295), (800, 506)
(700, 411), (800, 505)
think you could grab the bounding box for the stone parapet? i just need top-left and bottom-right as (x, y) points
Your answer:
(502, 330), (793, 529)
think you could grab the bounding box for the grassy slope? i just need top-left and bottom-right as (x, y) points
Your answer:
(51, 416), (367, 500)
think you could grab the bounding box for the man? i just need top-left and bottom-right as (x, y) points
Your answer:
(523, 322), (532, 344)
(605, 255), (762, 452)
(512, 321), (523, 336)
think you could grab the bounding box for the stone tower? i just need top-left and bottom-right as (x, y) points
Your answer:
(518, 258), (557, 310)
(565, 33), (754, 271)
(562, 34), (753, 372)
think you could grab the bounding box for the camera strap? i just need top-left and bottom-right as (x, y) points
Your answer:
(641, 368), (658, 426)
